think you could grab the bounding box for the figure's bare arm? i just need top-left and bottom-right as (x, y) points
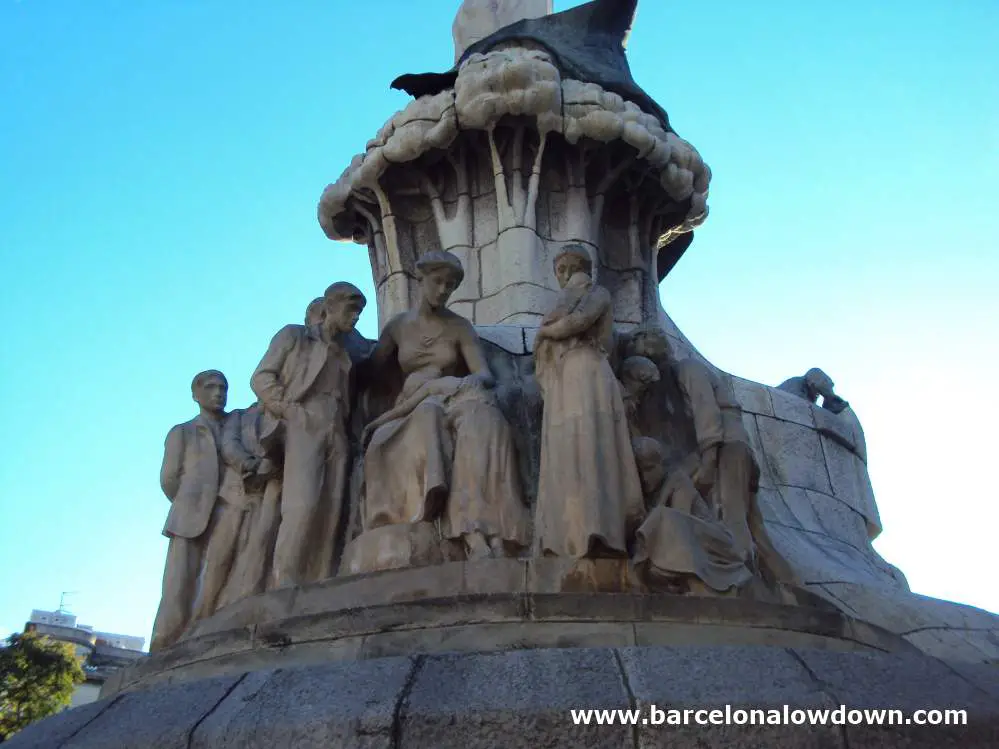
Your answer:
(457, 320), (495, 388)
(159, 426), (184, 500)
(540, 287), (610, 341)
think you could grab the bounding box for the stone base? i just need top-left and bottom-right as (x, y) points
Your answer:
(100, 560), (921, 698)
(9, 646), (998, 748)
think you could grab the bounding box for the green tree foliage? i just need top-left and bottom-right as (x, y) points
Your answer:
(0, 631), (85, 741)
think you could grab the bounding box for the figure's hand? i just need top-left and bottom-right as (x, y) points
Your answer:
(360, 422), (379, 449)
(241, 456), (262, 473)
(465, 372), (495, 390)
(256, 458), (277, 477)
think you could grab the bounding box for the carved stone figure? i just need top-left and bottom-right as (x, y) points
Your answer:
(304, 296), (325, 326)
(250, 283), (366, 587)
(630, 437), (752, 594)
(452, 0), (552, 62)
(778, 367), (849, 414)
(192, 402), (282, 619)
(394, 0), (673, 131)
(619, 355), (661, 428)
(151, 370), (233, 651)
(361, 250), (528, 560)
(533, 244), (645, 558)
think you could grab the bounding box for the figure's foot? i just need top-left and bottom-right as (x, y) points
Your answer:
(488, 536), (506, 558)
(464, 531), (492, 560)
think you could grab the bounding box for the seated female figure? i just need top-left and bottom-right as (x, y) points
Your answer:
(361, 250), (528, 559)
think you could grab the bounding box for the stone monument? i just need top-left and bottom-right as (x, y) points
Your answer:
(10, 2), (997, 747)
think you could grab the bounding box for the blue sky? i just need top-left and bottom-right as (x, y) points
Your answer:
(1, 1), (996, 644)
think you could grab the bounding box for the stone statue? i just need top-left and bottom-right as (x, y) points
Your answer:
(360, 250), (527, 560)
(192, 402), (282, 619)
(533, 244), (645, 558)
(304, 296), (325, 326)
(452, 0), (553, 62)
(619, 355), (661, 428)
(151, 370), (233, 651)
(250, 283), (367, 587)
(393, 0), (673, 131)
(630, 437), (752, 594)
(778, 367), (849, 414)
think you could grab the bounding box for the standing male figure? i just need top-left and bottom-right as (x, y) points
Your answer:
(192, 401), (282, 620)
(251, 283), (367, 587)
(152, 370), (233, 651)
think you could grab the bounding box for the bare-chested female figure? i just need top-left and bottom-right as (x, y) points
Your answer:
(361, 250), (528, 559)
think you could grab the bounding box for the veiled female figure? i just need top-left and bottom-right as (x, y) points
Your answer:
(533, 244), (645, 558)
(361, 251), (528, 558)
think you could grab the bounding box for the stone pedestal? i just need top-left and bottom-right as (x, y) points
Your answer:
(9, 646), (997, 749)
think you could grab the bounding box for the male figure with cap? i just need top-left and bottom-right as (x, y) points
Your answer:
(251, 283), (367, 587)
(151, 369), (234, 651)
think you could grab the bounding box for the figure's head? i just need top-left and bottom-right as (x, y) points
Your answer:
(191, 370), (228, 413)
(305, 297), (326, 326)
(322, 282), (366, 334)
(620, 356), (661, 399)
(804, 367), (835, 400)
(625, 325), (672, 363)
(631, 436), (667, 496)
(416, 250), (465, 309)
(553, 244), (593, 289)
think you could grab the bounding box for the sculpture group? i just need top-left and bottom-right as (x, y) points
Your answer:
(151, 241), (853, 652)
(148, 0), (865, 654)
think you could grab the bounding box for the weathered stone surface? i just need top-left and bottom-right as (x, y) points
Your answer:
(63, 673), (245, 749)
(770, 387), (816, 427)
(2, 697), (116, 749)
(452, 0), (554, 62)
(341, 522), (444, 575)
(944, 661), (999, 699)
(756, 416), (833, 494)
(475, 324), (527, 354)
(619, 645), (840, 748)
(190, 658), (416, 749)
(794, 649), (999, 747)
(400, 648), (632, 748)
(821, 436), (882, 537)
(731, 377), (775, 417)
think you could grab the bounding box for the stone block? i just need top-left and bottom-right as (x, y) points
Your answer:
(731, 377), (775, 417)
(190, 658), (416, 749)
(527, 558), (645, 594)
(476, 282), (557, 326)
(475, 324), (526, 354)
(462, 558), (528, 595)
(610, 271), (643, 324)
(446, 244), (481, 303)
(770, 387), (816, 427)
(340, 522), (443, 575)
(481, 227), (551, 296)
(363, 621), (636, 660)
(812, 405), (859, 456)
(186, 585), (297, 636)
(302, 561), (465, 614)
(756, 416), (832, 494)
(377, 272), (416, 329)
(619, 645), (840, 748)
(821, 436), (881, 538)
(945, 661), (999, 699)
(741, 413), (775, 488)
(63, 673), (246, 749)
(2, 698), (115, 749)
(794, 649), (999, 747)
(471, 194), (499, 245)
(399, 648), (632, 748)
(806, 489), (871, 552)
(903, 629), (997, 664)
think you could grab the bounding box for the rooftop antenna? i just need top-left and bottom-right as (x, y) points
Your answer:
(57, 591), (77, 615)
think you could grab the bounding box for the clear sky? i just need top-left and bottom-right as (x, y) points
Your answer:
(1, 1), (996, 644)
